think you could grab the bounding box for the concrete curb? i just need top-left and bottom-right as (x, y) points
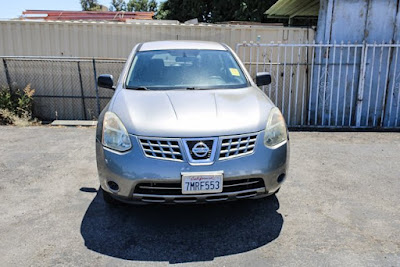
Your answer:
(50, 120), (97, 127)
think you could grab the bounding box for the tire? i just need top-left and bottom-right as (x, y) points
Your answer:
(101, 187), (121, 206)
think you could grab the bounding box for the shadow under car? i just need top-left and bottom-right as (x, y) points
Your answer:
(80, 188), (283, 264)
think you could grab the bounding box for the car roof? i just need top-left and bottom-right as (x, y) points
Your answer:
(139, 40), (227, 51)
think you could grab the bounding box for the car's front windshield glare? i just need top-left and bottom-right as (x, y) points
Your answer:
(125, 49), (248, 90)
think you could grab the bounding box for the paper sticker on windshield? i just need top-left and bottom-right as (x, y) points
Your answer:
(229, 68), (240, 76)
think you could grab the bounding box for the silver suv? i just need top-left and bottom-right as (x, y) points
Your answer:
(96, 40), (289, 205)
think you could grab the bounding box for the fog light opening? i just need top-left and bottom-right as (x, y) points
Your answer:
(107, 181), (119, 191)
(277, 174), (286, 184)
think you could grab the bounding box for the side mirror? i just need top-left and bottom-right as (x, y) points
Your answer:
(97, 74), (115, 90)
(255, 72), (271, 86)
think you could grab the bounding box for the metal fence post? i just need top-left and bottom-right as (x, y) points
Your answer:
(92, 58), (101, 116)
(2, 58), (12, 92)
(307, 41), (316, 125)
(77, 61), (87, 120)
(355, 41), (367, 127)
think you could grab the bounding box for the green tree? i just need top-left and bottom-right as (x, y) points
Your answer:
(148, 0), (158, 12)
(127, 0), (158, 12)
(80, 0), (102, 11)
(157, 0), (277, 22)
(155, 1), (170, 19)
(156, 0), (212, 22)
(110, 0), (127, 11)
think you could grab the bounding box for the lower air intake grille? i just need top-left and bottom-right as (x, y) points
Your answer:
(134, 178), (265, 196)
(134, 182), (181, 195)
(222, 178), (265, 192)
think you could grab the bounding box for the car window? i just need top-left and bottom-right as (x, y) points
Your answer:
(125, 49), (249, 90)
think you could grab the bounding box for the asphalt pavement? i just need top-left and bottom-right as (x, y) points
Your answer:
(0, 126), (399, 266)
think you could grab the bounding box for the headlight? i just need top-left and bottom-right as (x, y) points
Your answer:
(264, 107), (288, 148)
(102, 112), (132, 152)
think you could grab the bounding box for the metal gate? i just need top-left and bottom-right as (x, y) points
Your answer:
(236, 42), (400, 129)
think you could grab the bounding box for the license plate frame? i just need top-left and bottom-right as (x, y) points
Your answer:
(181, 171), (223, 195)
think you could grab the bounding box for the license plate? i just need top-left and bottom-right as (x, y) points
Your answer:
(181, 172), (223, 194)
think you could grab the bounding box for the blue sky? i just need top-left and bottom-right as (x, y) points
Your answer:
(0, 0), (122, 19)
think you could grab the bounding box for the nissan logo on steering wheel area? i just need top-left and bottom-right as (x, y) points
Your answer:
(192, 142), (209, 158)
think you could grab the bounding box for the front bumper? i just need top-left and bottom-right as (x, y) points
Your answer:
(96, 131), (289, 204)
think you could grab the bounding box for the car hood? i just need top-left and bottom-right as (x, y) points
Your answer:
(111, 87), (275, 137)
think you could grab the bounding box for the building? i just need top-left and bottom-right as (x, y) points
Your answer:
(21, 10), (154, 22)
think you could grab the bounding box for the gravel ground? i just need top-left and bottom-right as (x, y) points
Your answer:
(0, 126), (399, 266)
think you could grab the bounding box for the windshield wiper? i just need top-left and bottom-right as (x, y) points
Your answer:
(185, 87), (210, 90)
(126, 86), (149, 90)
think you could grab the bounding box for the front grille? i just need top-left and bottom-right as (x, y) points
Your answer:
(138, 138), (183, 161)
(138, 133), (259, 163)
(219, 133), (258, 160)
(134, 178), (265, 196)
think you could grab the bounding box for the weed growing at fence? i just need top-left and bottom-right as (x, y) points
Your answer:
(0, 84), (39, 126)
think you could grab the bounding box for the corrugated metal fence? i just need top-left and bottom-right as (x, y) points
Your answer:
(0, 20), (314, 58)
(236, 42), (400, 129)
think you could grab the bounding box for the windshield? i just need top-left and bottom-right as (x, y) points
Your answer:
(125, 49), (249, 90)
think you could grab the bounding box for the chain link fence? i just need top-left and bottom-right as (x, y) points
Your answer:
(0, 57), (126, 121)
